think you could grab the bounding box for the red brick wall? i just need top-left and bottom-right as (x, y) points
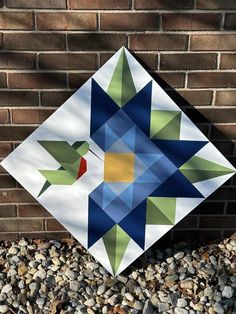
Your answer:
(0, 0), (235, 242)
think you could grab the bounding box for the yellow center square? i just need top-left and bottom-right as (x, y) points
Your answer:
(104, 153), (135, 182)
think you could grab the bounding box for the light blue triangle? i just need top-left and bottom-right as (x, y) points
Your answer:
(107, 139), (132, 153)
(102, 183), (117, 208)
(136, 153), (163, 168)
(119, 184), (133, 209)
(107, 182), (130, 195)
(121, 126), (136, 152)
(105, 125), (119, 150)
(136, 168), (161, 183)
(134, 156), (147, 180)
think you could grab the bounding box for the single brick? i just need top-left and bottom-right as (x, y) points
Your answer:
(69, 72), (94, 89)
(0, 143), (12, 157)
(0, 220), (18, 232)
(158, 72), (185, 88)
(200, 216), (236, 229)
(173, 229), (221, 241)
(175, 215), (198, 229)
(224, 14), (236, 30)
(160, 53), (217, 70)
(100, 13), (159, 31)
(0, 53), (36, 69)
(188, 72), (236, 88)
(220, 54), (236, 70)
(0, 109), (9, 124)
(211, 125), (236, 140)
(227, 202), (236, 214)
(4, 33), (65, 51)
(18, 204), (51, 217)
(192, 201), (225, 215)
(197, 0), (236, 9)
(37, 12), (97, 30)
(190, 35), (236, 51)
(162, 13), (221, 31)
(0, 175), (16, 188)
(0, 91), (38, 107)
(41, 91), (74, 107)
(0, 12), (33, 30)
(68, 34), (127, 51)
(8, 73), (67, 89)
(215, 91), (236, 106)
(18, 219), (44, 232)
(6, 0), (66, 8)
(177, 90), (213, 106)
(0, 73), (6, 88)
(39, 53), (97, 70)
(47, 219), (66, 231)
(12, 108), (54, 124)
(0, 126), (36, 141)
(0, 189), (35, 203)
(130, 34), (188, 51)
(134, 0), (194, 9)
(0, 205), (16, 217)
(212, 108), (236, 123)
(69, 0), (130, 9)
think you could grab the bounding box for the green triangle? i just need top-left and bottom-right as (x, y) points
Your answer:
(146, 197), (176, 225)
(107, 48), (136, 107)
(150, 110), (181, 139)
(180, 156), (235, 183)
(103, 225), (130, 274)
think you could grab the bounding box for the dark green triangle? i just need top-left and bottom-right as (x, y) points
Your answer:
(103, 224), (130, 274)
(107, 48), (136, 108)
(180, 156), (235, 183)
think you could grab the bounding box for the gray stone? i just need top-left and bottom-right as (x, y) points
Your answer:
(176, 298), (187, 308)
(0, 305), (8, 313)
(214, 302), (224, 314)
(133, 301), (143, 310)
(33, 269), (46, 280)
(65, 269), (75, 280)
(158, 303), (169, 312)
(174, 308), (188, 314)
(36, 298), (45, 306)
(2, 284), (12, 294)
(69, 280), (80, 292)
(204, 287), (213, 297)
(97, 284), (106, 295)
(7, 268), (17, 277)
(174, 252), (185, 260)
(84, 298), (95, 307)
(222, 286), (234, 298)
(142, 300), (154, 314)
(8, 247), (18, 255)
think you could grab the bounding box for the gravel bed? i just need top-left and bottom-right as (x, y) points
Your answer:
(0, 237), (235, 313)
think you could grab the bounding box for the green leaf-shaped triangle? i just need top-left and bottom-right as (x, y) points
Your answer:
(103, 224), (130, 274)
(107, 48), (136, 107)
(180, 156), (235, 183)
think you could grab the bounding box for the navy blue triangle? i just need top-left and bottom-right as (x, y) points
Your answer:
(119, 200), (146, 250)
(151, 169), (203, 198)
(122, 81), (152, 136)
(90, 79), (119, 136)
(88, 197), (116, 248)
(153, 139), (208, 168)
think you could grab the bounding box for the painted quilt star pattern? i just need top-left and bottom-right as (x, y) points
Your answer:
(1, 47), (235, 275)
